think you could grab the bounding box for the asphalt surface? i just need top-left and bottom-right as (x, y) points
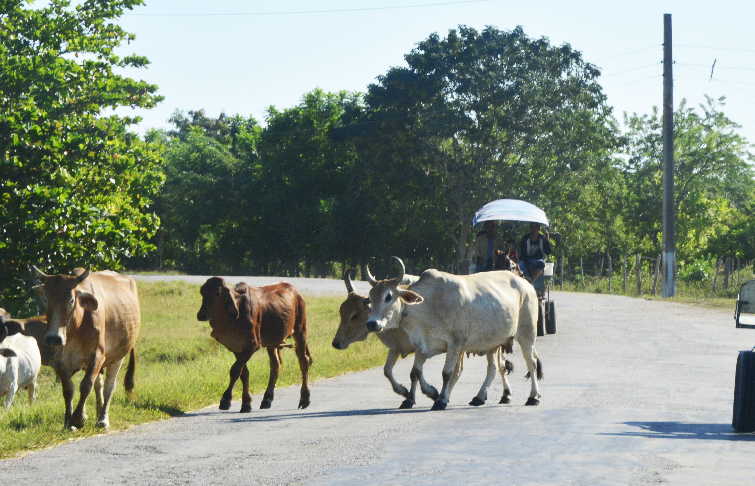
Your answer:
(2, 276), (755, 485)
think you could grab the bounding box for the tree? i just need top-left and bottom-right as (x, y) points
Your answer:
(0, 0), (163, 313)
(358, 25), (618, 270)
(622, 96), (754, 263)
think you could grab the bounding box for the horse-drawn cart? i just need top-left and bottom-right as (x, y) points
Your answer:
(732, 279), (755, 432)
(472, 199), (557, 337)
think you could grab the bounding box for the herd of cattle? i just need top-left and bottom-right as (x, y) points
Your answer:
(0, 258), (543, 430)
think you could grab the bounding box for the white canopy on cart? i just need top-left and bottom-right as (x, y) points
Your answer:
(472, 199), (549, 227)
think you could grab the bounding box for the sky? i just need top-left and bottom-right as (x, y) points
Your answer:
(115, 0), (755, 144)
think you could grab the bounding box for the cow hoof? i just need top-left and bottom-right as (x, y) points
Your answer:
(431, 399), (448, 411)
(219, 398), (232, 410)
(469, 397), (485, 407)
(240, 403), (252, 413)
(260, 399), (272, 409)
(70, 416), (85, 429)
(67, 425), (79, 432)
(525, 397), (540, 406)
(95, 420), (109, 429)
(297, 399), (310, 410)
(499, 395), (511, 404)
(399, 399), (415, 409)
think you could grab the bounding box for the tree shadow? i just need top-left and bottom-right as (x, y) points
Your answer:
(129, 399), (186, 417)
(603, 421), (755, 441)
(222, 406), (433, 424)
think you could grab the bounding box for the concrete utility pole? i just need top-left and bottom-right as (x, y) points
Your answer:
(662, 13), (676, 297)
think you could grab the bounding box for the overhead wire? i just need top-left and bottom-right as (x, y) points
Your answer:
(125, 0), (495, 17)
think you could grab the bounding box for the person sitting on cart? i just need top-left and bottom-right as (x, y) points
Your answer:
(518, 223), (552, 281)
(473, 221), (499, 272)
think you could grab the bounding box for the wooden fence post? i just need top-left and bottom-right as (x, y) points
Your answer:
(607, 252), (613, 292)
(652, 254), (662, 296)
(635, 254), (642, 295)
(622, 255), (628, 294)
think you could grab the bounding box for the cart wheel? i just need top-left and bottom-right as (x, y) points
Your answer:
(546, 300), (556, 335)
(537, 301), (545, 337)
(733, 350), (755, 432)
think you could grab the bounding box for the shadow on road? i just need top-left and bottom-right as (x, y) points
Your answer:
(603, 421), (755, 441)
(220, 407), (433, 423)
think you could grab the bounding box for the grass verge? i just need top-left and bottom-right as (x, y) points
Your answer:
(0, 281), (386, 459)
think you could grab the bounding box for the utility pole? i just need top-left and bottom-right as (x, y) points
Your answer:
(662, 13), (676, 297)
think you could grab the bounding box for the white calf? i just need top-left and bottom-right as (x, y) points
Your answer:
(0, 334), (42, 408)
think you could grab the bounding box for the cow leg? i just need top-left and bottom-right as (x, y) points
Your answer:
(469, 351), (497, 406)
(3, 382), (16, 408)
(518, 337), (542, 406)
(432, 347), (463, 411)
(382, 349), (411, 409)
(239, 365), (252, 413)
(221, 350), (253, 411)
(294, 334), (311, 409)
(71, 353), (106, 429)
(497, 347), (513, 404)
(260, 347), (279, 409)
(94, 371), (104, 418)
(412, 352), (438, 401)
(96, 358), (124, 428)
(27, 379), (37, 405)
(57, 368), (75, 429)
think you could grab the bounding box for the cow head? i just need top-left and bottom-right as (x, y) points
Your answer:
(33, 266), (93, 347)
(332, 269), (372, 350)
(0, 314), (24, 343)
(197, 277), (239, 322)
(365, 257), (424, 334)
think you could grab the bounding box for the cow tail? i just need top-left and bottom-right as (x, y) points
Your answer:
(296, 294), (313, 366)
(124, 348), (136, 394)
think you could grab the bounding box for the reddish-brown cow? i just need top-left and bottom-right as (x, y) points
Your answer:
(33, 266), (140, 430)
(197, 277), (312, 411)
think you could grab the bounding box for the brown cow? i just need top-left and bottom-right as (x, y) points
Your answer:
(197, 277), (312, 411)
(32, 267), (140, 430)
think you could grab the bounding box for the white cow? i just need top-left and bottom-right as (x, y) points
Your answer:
(332, 265), (515, 408)
(0, 333), (42, 409)
(365, 259), (542, 410)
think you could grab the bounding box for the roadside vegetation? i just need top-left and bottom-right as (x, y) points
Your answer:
(0, 281), (387, 459)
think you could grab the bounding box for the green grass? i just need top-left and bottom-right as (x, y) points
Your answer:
(0, 281), (387, 458)
(556, 269), (754, 310)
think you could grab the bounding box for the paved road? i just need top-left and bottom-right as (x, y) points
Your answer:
(2, 278), (755, 485)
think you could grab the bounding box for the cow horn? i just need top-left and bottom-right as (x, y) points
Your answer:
(391, 256), (405, 283)
(343, 269), (355, 294)
(365, 264), (378, 286)
(74, 269), (90, 284)
(31, 265), (49, 279)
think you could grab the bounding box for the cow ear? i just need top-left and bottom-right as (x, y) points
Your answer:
(76, 290), (99, 311)
(0, 348), (17, 358)
(222, 287), (239, 319)
(398, 289), (424, 305)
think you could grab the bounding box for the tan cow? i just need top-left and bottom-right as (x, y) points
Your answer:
(32, 267), (140, 430)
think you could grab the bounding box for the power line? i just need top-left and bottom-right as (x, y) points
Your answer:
(126, 0), (494, 17)
(676, 44), (755, 55)
(601, 63), (660, 77)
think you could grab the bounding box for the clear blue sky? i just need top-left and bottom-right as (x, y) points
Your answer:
(117, 0), (755, 145)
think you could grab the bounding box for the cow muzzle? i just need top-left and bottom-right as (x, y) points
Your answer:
(331, 339), (344, 350)
(45, 334), (64, 346)
(366, 320), (382, 333)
